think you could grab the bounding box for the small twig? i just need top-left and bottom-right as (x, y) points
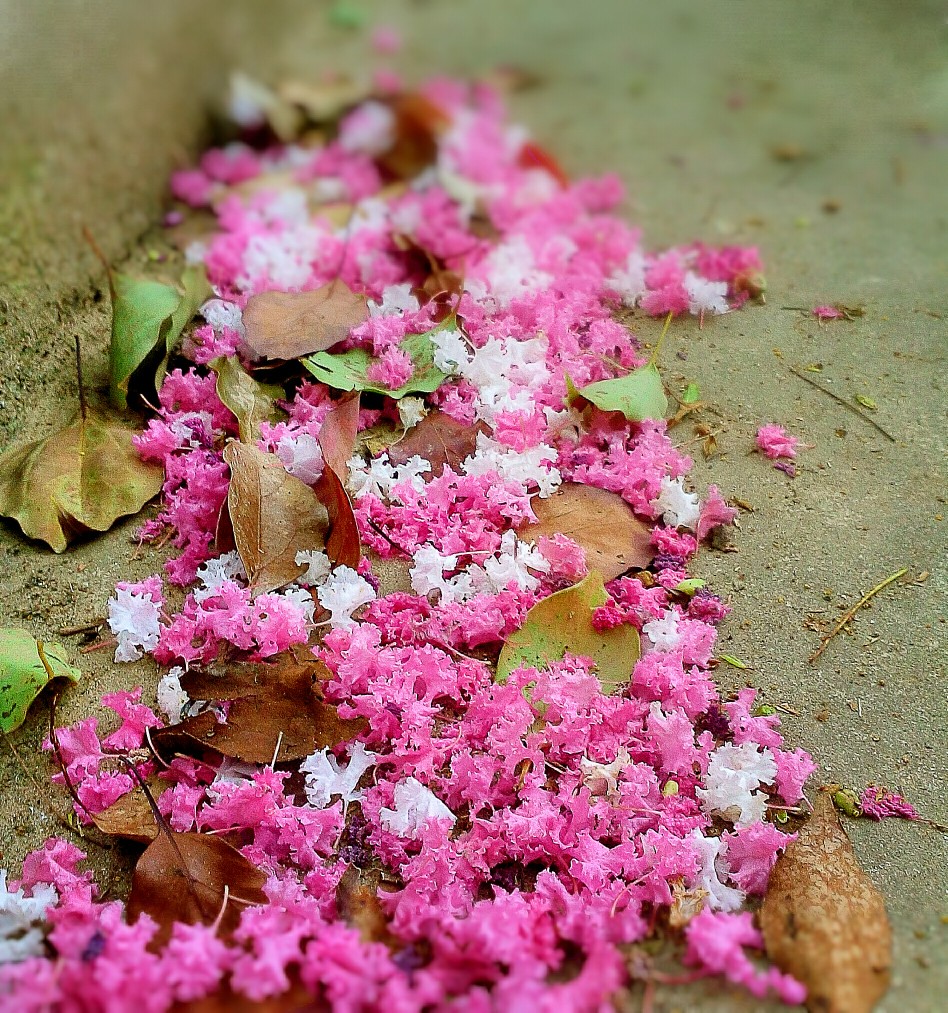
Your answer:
(269, 731), (284, 770)
(789, 366), (895, 442)
(74, 336), (88, 422)
(809, 567), (908, 663)
(80, 637), (118, 655)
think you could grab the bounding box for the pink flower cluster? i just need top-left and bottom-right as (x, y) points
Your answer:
(1, 78), (809, 1011)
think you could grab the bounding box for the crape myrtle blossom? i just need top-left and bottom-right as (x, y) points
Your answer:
(1, 77), (810, 1011)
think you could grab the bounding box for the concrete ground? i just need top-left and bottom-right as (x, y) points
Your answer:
(1, 2), (945, 1010)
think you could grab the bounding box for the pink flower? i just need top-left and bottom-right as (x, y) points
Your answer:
(859, 784), (920, 821)
(756, 424), (799, 460)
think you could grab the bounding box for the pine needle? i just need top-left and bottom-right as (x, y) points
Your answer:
(809, 568), (907, 664)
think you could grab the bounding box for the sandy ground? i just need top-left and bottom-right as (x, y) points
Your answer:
(1, 2), (945, 1010)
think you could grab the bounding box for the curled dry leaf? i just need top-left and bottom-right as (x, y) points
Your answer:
(92, 778), (161, 842)
(242, 281), (369, 360)
(386, 410), (489, 478)
(127, 831), (268, 947)
(496, 571), (641, 693)
(336, 866), (399, 947)
(377, 93), (451, 180)
(518, 482), (654, 581)
(0, 407), (164, 553)
(151, 656), (367, 765)
(210, 356), (285, 443)
(314, 464), (361, 570)
(760, 791), (892, 1013)
(224, 442), (328, 594)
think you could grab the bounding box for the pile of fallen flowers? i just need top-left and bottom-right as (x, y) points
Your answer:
(0, 72), (824, 1011)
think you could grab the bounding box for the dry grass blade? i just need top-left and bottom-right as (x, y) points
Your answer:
(760, 791), (892, 1013)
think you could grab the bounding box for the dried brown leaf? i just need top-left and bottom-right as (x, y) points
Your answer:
(335, 866), (398, 947)
(519, 483), (653, 581)
(760, 791), (892, 1013)
(128, 831), (268, 947)
(386, 410), (489, 478)
(242, 282), (369, 360)
(377, 94), (450, 180)
(224, 443), (328, 594)
(92, 779), (161, 842)
(278, 77), (371, 123)
(171, 980), (322, 1013)
(313, 465), (361, 570)
(317, 394), (360, 480)
(152, 656), (366, 765)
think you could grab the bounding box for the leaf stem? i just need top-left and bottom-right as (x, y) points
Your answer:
(648, 311), (674, 366)
(74, 335), (87, 422)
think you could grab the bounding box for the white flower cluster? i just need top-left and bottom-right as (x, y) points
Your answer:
(462, 433), (561, 498)
(107, 586), (162, 663)
(650, 476), (701, 529)
(468, 235), (554, 308)
(642, 612), (681, 652)
(237, 224), (327, 292)
(200, 298), (245, 336)
(410, 529), (550, 603)
(301, 741), (378, 809)
(379, 777), (456, 838)
(0, 871), (57, 964)
(338, 101), (396, 157)
(314, 565), (376, 628)
(347, 453), (431, 502)
(156, 667), (190, 725)
(606, 251), (647, 308)
(684, 272), (729, 316)
(697, 743), (777, 828)
(194, 551), (246, 602)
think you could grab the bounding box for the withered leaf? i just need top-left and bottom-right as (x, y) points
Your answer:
(242, 281), (369, 360)
(224, 442), (328, 593)
(336, 866), (398, 947)
(386, 410), (489, 478)
(317, 394), (360, 480)
(151, 656), (366, 765)
(0, 407), (163, 553)
(760, 791), (892, 1013)
(128, 831), (268, 947)
(518, 483), (653, 581)
(92, 779), (161, 842)
(210, 357), (286, 443)
(278, 76), (372, 124)
(314, 464), (361, 570)
(377, 94), (450, 180)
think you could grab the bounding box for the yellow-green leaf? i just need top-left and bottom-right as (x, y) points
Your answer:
(0, 407), (164, 552)
(0, 630), (80, 733)
(569, 363), (668, 421)
(496, 571), (640, 693)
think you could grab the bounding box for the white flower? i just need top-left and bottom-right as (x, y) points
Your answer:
(156, 667), (190, 725)
(684, 271), (729, 316)
(651, 476), (700, 529)
(580, 747), (631, 803)
(482, 530), (549, 593)
(0, 871), (57, 964)
(168, 411), (216, 449)
(194, 551), (246, 602)
(461, 434), (561, 498)
(295, 549), (331, 587)
(200, 298), (245, 336)
(301, 741), (377, 809)
(642, 612), (681, 652)
(108, 586), (162, 663)
(338, 101), (396, 156)
(227, 72), (273, 128)
(697, 743), (777, 829)
(207, 758), (258, 799)
(276, 431), (324, 485)
(410, 545), (459, 599)
(184, 240), (208, 266)
(379, 777), (456, 838)
(369, 283), (419, 317)
(316, 566), (376, 627)
(347, 455), (399, 500)
(606, 251), (647, 308)
(689, 831), (745, 912)
(430, 327), (471, 373)
(479, 235), (553, 308)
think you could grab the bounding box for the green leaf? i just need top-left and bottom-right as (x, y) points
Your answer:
(681, 382), (701, 405)
(109, 265), (212, 411)
(302, 321), (451, 400)
(571, 363), (668, 421)
(210, 357), (286, 443)
(328, 1), (366, 29)
(0, 406), (164, 552)
(717, 653), (748, 670)
(674, 578), (706, 596)
(496, 571), (641, 694)
(0, 630), (80, 733)
(854, 394), (878, 411)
